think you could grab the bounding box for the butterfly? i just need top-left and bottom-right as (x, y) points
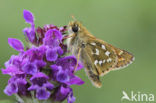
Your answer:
(66, 20), (135, 88)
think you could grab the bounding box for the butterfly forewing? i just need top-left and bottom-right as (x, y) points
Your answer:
(86, 38), (118, 76)
(112, 48), (135, 70)
(85, 38), (134, 75)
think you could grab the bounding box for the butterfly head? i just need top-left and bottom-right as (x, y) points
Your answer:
(68, 21), (83, 34)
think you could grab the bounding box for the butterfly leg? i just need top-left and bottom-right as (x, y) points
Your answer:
(74, 48), (81, 73)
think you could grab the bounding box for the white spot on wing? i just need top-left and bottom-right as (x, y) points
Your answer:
(90, 42), (96, 45)
(94, 60), (98, 65)
(92, 48), (99, 55)
(105, 51), (110, 56)
(99, 60), (103, 65)
(103, 60), (106, 63)
(102, 45), (106, 50)
(107, 58), (112, 62)
(95, 49), (99, 55)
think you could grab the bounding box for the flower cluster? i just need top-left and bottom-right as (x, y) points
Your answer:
(1, 10), (84, 103)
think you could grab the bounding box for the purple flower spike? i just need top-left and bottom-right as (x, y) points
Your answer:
(8, 38), (24, 51)
(2, 10), (84, 103)
(23, 10), (34, 24)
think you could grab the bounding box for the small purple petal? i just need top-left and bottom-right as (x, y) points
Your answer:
(4, 60), (11, 68)
(23, 46), (46, 61)
(50, 64), (61, 72)
(22, 62), (38, 74)
(50, 65), (62, 79)
(67, 76), (84, 85)
(56, 56), (77, 71)
(44, 29), (62, 40)
(38, 45), (47, 55)
(23, 10), (34, 24)
(56, 70), (69, 83)
(28, 85), (39, 91)
(30, 72), (49, 87)
(67, 90), (76, 103)
(34, 60), (46, 68)
(4, 55), (22, 68)
(43, 34), (60, 48)
(23, 27), (35, 43)
(76, 62), (84, 71)
(60, 85), (70, 96)
(43, 82), (54, 90)
(4, 82), (18, 96)
(8, 38), (24, 51)
(2, 66), (23, 76)
(16, 78), (27, 95)
(36, 88), (50, 100)
(52, 29), (62, 40)
(57, 47), (64, 55)
(11, 56), (22, 68)
(46, 48), (58, 61)
(30, 72), (49, 81)
(54, 85), (71, 101)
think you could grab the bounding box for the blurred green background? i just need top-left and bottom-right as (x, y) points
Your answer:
(0, 0), (156, 103)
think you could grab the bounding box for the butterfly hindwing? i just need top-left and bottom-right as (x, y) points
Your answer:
(80, 46), (102, 88)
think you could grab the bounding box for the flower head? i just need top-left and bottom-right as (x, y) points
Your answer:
(1, 10), (84, 103)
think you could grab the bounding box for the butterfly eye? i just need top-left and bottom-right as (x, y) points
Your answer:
(72, 26), (79, 33)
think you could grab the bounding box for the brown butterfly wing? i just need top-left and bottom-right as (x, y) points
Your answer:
(85, 38), (134, 76)
(80, 45), (102, 88)
(85, 38), (118, 77)
(112, 47), (135, 70)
